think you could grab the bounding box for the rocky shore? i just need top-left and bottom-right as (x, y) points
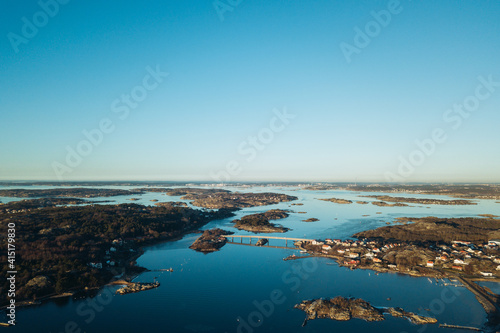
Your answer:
(295, 297), (437, 325)
(116, 281), (160, 295)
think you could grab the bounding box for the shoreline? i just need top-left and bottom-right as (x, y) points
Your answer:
(0, 228), (206, 311)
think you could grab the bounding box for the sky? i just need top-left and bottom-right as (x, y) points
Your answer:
(1, 0), (499, 182)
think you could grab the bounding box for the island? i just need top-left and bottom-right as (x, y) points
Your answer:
(0, 188), (143, 198)
(319, 198), (353, 204)
(304, 183), (500, 200)
(302, 218), (319, 222)
(189, 228), (233, 253)
(232, 209), (290, 233)
(295, 297), (437, 325)
(0, 199), (235, 306)
(371, 201), (408, 207)
(174, 188), (298, 209)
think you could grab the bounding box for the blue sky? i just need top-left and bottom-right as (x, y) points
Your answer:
(1, 0), (499, 182)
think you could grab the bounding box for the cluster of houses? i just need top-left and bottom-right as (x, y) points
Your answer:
(304, 237), (500, 277)
(89, 238), (131, 270)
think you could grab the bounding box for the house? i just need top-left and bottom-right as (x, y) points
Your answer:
(452, 265), (463, 271)
(388, 264), (397, 269)
(373, 258), (382, 263)
(348, 253), (359, 259)
(454, 259), (465, 265)
(337, 249), (345, 254)
(488, 239), (500, 246)
(480, 272), (493, 277)
(365, 252), (374, 258)
(496, 265), (500, 271)
(322, 245), (332, 251)
(427, 261), (434, 268)
(494, 258), (500, 264)
(312, 240), (324, 246)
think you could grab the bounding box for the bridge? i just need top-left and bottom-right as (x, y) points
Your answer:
(221, 235), (314, 248)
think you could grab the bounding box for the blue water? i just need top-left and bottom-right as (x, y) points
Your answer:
(1, 185), (499, 332)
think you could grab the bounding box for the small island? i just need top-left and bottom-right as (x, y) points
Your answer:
(371, 201), (408, 207)
(295, 297), (437, 325)
(302, 218), (319, 222)
(232, 209), (290, 233)
(319, 198), (353, 204)
(189, 228), (233, 253)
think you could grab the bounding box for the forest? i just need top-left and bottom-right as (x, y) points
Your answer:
(0, 200), (234, 305)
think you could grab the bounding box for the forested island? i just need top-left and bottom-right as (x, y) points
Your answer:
(0, 188), (143, 198)
(165, 188), (298, 209)
(232, 209), (290, 233)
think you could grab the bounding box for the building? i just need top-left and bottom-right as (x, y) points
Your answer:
(488, 239), (500, 246)
(426, 261), (434, 268)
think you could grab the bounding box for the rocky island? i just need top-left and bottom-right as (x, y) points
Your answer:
(189, 228), (233, 253)
(319, 198), (353, 204)
(371, 201), (408, 207)
(232, 209), (290, 233)
(295, 297), (437, 325)
(302, 218), (319, 222)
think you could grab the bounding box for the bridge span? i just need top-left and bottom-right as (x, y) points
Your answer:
(221, 235), (314, 248)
